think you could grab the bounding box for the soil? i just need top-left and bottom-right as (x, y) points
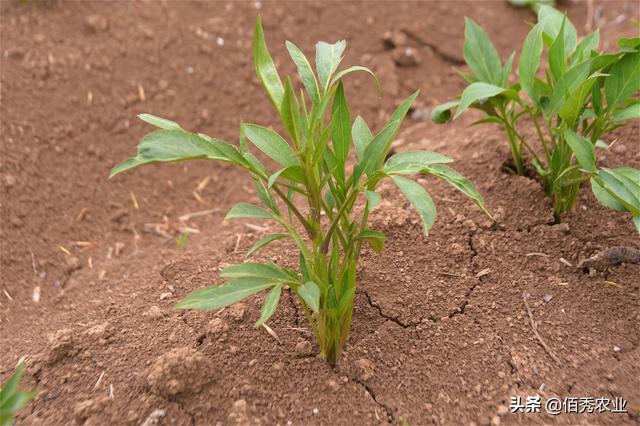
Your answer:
(1, 1), (639, 425)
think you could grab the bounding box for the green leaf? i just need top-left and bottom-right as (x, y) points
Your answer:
(597, 168), (640, 215)
(605, 51), (640, 110)
(454, 83), (514, 119)
(548, 17), (566, 80)
(225, 203), (275, 220)
(519, 22), (544, 101)
(352, 116), (373, 160)
(634, 216), (640, 233)
(547, 60), (591, 116)
(330, 66), (381, 96)
(391, 176), (437, 235)
(383, 150), (453, 175)
(538, 5), (577, 55)
(573, 30), (600, 64)
(298, 281), (320, 312)
(221, 262), (292, 282)
(255, 284), (283, 326)
(431, 100), (460, 124)
(591, 177), (627, 212)
(110, 130), (247, 178)
(563, 129), (596, 173)
(280, 78), (301, 144)
(463, 18), (503, 85)
(175, 278), (276, 310)
(331, 82), (351, 180)
(138, 113), (182, 131)
(242, 124), (298, 168)
(613, 103), (640, 121)
(360, 90), (419, 177)
(285, 41), (320, 105)
(267, 166), (305, 188)
(245, 233), (288, 258)
(253, 15), (284, 112)
(500, 52), (515, 87)
(0, 390), (37, 422)
(423, 164), (491, 217)
(618, 37), (640, 50)
(559, 75), (599, 127)
(365, 190), (382, 209)
(355, 229), (387, 252)
(316, 40), (346, 92)
(0, 364), (26, 406)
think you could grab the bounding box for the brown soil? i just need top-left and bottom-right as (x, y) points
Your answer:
(1, 1), (639, 425)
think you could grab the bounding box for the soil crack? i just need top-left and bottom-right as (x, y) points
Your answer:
(362, 290), (436, 328)
(400, 29), (465, 65)
(353, 378), (394, 423)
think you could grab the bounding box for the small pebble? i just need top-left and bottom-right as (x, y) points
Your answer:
(312, 408), (319, 416)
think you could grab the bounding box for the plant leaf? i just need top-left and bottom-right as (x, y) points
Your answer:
(365, 190), (382, 210)
(330, 66), (381, 96)
(423, 164), (491, 217)
(563, 129), (596, 173)
(253, 15), (284, 112)
(431, 100), (460, 124)
(221, 262), (292, 282)
(383, 150), (453, 175)
(242, 124), (298, 168)
(298, 281), (320, 312)
(175, 278), (276, 310)
(355, 229), (387, 252)
(268, 166), (305, 188)
(285, 41), (320, 105)
(255, 284), (283, 326)
(612, 103), (640, 121)
(519, 22), (544, 101)
(573, 30), (600, 64)
(245, 233), (288, 258)
(225, 203), (276, 220)
(591, 177), (627, 212)
(454, 83), (514, 119)
(597, 168), (640, 215)
(352, 116), (373, 161)
(138, 113), (182, 131)
(280, 78), (301, 144)
(391, 175), (437, 235)
(110, 130), (247, 178)
(538, 5), (577, 55)
(559, 74), (599, 127)
(316, 40), (346, 92)
(463, 18), (503, 85)
(548, 17), (566, 80)
(331, 82), (351, 182)
(605, 51), (640, 110)
(547, 60), (591, 116)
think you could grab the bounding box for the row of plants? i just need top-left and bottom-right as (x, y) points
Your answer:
(110, 9), (638, 367)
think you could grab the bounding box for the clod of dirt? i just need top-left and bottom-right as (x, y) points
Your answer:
(227, 399), (262, 426)
(84, 322), (112, 344)
(74, 396), (111, 425)
(578, 246), (640, 271)
(392, 47), (421, 67)
(85, 14), (109, 33)
(146, 347), (211, 397)
(294, 340), (313, 356)
(64, 256), (82, 274)
(2, 173), (17, 188)
(206, 317), (228, 335)
(45, 328), (79, 364)
(140, 408), (167, 426)
(382, 29), (408, 49)
(354, 358), (375, 381)
(144, 306), (165, 320)
(226, 303), (246, 321)
(549, 223), (570, 235)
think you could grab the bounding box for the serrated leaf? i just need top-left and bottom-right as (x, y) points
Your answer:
(225, 203), (275, 220)
(175, 278), (276, 310)
(463, 18), (503, 85)
(605, 51), (640, 110)
(391, 175), (437, 235)
(431, 100), (460, 124)
(316, 40), (346, 92)
(242, 124), (298, 168)
(564, 129), (596, 173)
(355, 229), (387, 252)
(245, 233), (288, 258)
(253, 15), (284, 112)
(285, 41), (320, 104)
(297, 281), (320, 312)
(352, 116), (373, 161)
(255, 284), (283, 326)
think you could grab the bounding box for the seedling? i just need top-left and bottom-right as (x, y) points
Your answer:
(0, 363), (36, 426)
(111, 16), (489, 365)
(432, 7), (640, 229)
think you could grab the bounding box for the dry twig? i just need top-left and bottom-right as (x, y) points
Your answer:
(522, 292), (563, 367)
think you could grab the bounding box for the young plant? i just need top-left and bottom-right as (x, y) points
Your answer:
(432, 6), (640, 229)
(111, 16), (489, 366)
(0, 363), (36, 426)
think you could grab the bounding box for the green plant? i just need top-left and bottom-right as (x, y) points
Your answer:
(0, 363), (36, 426)
(508, 0), (555, 13)
(432, 6), (640, 229)
(111, 16), (489, 366)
